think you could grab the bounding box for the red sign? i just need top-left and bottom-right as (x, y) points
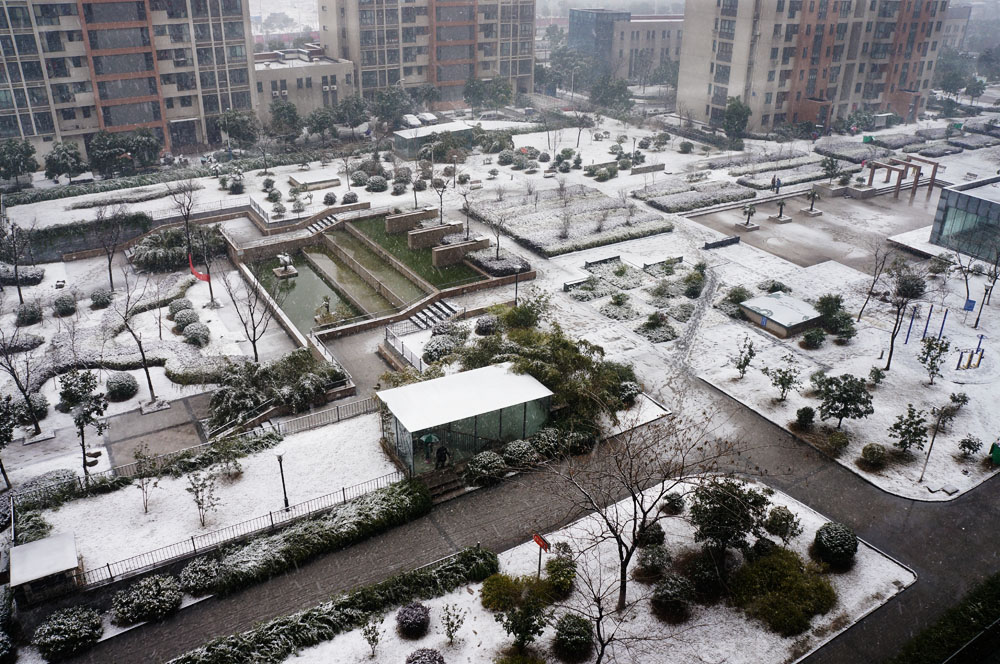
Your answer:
(532, 533), (550, 552)
(188, 254), (210, 282)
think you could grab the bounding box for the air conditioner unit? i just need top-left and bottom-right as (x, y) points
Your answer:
(329, 84), (337, 90)
(281, 90), (288, 95)
(272, 90), (279, 97)
(322, 85), (330, 91)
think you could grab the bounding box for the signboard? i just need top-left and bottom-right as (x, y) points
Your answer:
(964, 299), (977, 312)
(532, 533), (550, 552)
(760, 316), (768, 328)
(862, 135), (874, 143)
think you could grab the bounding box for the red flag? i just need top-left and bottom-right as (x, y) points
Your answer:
(188, 254), (210, 282)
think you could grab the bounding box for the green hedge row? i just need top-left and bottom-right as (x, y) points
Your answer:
(170, 546), (498, 664)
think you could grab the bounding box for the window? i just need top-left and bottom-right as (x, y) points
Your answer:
(180, 95), (193, 106)
(297, 78), (303, 89)
(305, 77), (312, 88)
(165, 97), (174, 108)
(257, 81), (263, 93)
(61, 108), (76, 120)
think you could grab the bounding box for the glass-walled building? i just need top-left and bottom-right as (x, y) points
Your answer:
(930, 177), (1000, 260)
(377, 362), (552, 475)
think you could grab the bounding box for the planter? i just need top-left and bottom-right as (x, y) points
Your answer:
(814, 182), (848, 196)
(847, 185), (877, 199)
(734, 222), (761, 232)
(800, 208), (823, 217)
(767, 214), (793, 223)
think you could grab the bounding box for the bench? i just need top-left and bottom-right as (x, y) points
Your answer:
(965, 172), (979, 180)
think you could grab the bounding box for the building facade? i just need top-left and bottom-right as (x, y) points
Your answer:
(254, 47), (353, 122)
(677, 0), (956, 133)
(608, 14), (682, 81)
(318, 0), (533, 106)
(0, 0), (257, 160)
(930, 176), (1000, 260)
(941, 4), (970, 51)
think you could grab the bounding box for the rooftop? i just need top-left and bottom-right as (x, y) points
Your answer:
(255, 57), (347, 71)
(377, 362), (553, 432)
(740, 292), (821, 328)
(10, 532), (78, 587)
(393, 120), (477, 140)
(955, 176), (1000, 205)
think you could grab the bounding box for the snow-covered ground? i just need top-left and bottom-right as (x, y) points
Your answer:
(282, 481), (914, 664)
(39, 413), (396, 570)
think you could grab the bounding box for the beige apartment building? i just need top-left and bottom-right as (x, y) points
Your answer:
(254, 46), (354, 122)
(0, 0), (257, 159)
(677, 0), (959, 133)
(317, 0), (533, 106)
(569, 9), (683, 81)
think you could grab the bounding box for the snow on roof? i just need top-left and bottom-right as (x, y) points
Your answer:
(740, 292), (821, 327)
(10, 532), (78, 587)
(377, 362), (553, 432)
(393, 120), (477, 140)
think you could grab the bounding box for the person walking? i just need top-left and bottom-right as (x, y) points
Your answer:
(435, 444), (451, 469)
(775, 177), (782, 194)
(770, 174), (777, 192)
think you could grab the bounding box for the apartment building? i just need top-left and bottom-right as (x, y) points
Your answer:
(569, 9), (683, 81)
(677, 0), (957, 133)
(254, 47), (354, 122)
(317, 0), (534, 106)
(0, 0), (256, 160)
(941, 4), (970, 50)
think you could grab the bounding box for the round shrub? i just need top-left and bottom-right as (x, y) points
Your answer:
(814, 522), (858, 567)
(366, 175), (388, 192)
(106, 372), (139, 401)
(558, 160), (571, 173)
(406, 649), (445, 664)
(553, 613), (593, 661)
(595, 168), (610, 182)
(502, 439), (539, 467)
(342, 191), (359, 204)
(637, 521), (666, 547)
(659, 492), (685, 515)
(796, 406), (815, 430)
(763, 506), (803, 544)
(32, 606), (104, 662)
(861, 443), (888, 469)
(497, 149), (515, 165)
(179, 557), (219, 596)
(618, 158), (632, 170)
(538, 151), (551, 163)
(228, 181), (245, 195)
(634, 544), (672, 583)
(173, 308), (200, 331)
(638, 137), (651, 149)
(323, 192), (337, 206)
(16, 392), (48, 425)
(413, 178), (427, 192)
(457, 173), (470, 184)
(619, 380), (641, 406)
(421, 335), (459, 364)
(266, 189), (282, 203)
(350, 170), (369, 187)
(394, 167), (412, 184)
(651, 573), (695, 622)
(802, 328), (826, 349)
(168, 298), (194, 317)
(546, 555), (577, 599)
(53, 293), (77, 317)
(529, 428), (564, 459)
(749, 536), (779, 561)
(475, 314), (500, 336)
(90, 288), (113, 309)
(463, 451), (506, 487)
(16, 301), (42, 326)
(183, 322), (211, 347)
(0, 631), (13, 664)
(392, 183), (407, 195)
(111, 574), (183, 626)
(679, 141), (694, 154)
(396, 602), (431, 638)
(481, 573), (521, 611)
(262, 177), (275, 191)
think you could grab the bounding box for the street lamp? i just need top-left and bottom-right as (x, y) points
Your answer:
(975, 283), (993, 329)
(274, 449), (289, 510)
(514, 264), (525, 306)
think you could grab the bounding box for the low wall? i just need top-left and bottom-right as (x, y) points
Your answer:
(250, 201), (371, 236)
(288, 175), (342, 191)
(320, 235), (407, 307)
(301, 246), (371, 313)
(342, 222), (436, 294)
(432, 238), (490, 267)
(386, 208), (437, 234)
(408, 222), (463, 249)
(237, 233), (317, 262)
(631, 163), (665, 175)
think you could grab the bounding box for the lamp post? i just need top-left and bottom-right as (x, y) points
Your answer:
(514, 265), (525, 306)
(975, 283), (992, 329)
(274, 449), (289, 510)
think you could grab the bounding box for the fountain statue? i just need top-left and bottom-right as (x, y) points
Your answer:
(272, 252), (298, 279)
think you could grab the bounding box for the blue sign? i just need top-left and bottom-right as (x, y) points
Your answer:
(964, 299), (977, 312)
(761, 316), (768, 327)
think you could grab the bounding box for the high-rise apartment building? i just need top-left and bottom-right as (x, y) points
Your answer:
(569, 9), (683, 82)
(318, 0), (534, 106)
(677, 0), (956, 132)
(0, 0), (256, 160)
(254, 46), (354, 123)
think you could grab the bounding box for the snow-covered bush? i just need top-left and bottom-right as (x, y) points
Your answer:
(948, 134), (999, 149)
(737, 161), (861, 190)
(813, 522), (858, 567)
(646, 182), (755, 213)
(660, 492), (685, 515)
(132, 227), (225, 272)
(553, 613), (593, 660)
(634, 544), (672, 583)
(106, 372), (139, 401)
(870, 133), (925, 149)
(4, 332), (42, 352)
(266, 189), (282, 203)
(651, 574), (695, 622)
(813, 141), (890, 164)
(861, 443), (887, 468)
(412, 179), (427, 192)
(32, 606), (104, 662)
(501, 439), (538, 467)
(179, 556), (220, 596)
(637, 521), (666, 547)
(183, 322), (211, 347)
(726, 154), (820, 176)
(421, 335), (460, 364)
(0, 630), (13, 664)
(16, 392), (48, 425)
(636, 312), (678, 343)
(111, 574), (183, 626)
(350, 170), (370, 187)
(323, 192), (337, 206)
(396, 602), (431, 638)
(764, 506), (803, 544)
(53, 293), (76, 317)
(173, 308), (200, 331)
(342, 191), (359, 204)
(474, 314), (500, 336)
(392, 183), (407, 195)
(463, 451), (507, 487)
(406, 649), (445, 664)
(366, 175), (388, 192)
(15, 301), (42, 326)
(497, 149), (515, 165)
(0, 261), (44, 286)
(169, 298), (194, 317)
(466, 247), (531, 277)
(90, 288), (113, 309)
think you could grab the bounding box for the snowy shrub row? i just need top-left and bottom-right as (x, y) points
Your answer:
(813, 141), (891, 164)
(111, 574), (183, 626)
(645, 182), (756, 213)
(918, 144), (964, 158)
(726, 154), (821, 176)
(630, 176), (698, 200)
(0, 261), (44, 286)
(31, 607), (103, 662)
(948, 134), (1000, 149)
(707, 149), (808, 170)
(737, 161), (861, 190)
(915, 127), (950, 140)
(170, 547), (498, 664)
(2, 331), (43, 352)
(869, 134), (925, 149)
(132, 227), (226, 273)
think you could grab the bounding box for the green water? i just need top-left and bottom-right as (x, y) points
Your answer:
(326, 230), (427, 303)
(303, 248), (395, 314)
(258, 255), (359, 333)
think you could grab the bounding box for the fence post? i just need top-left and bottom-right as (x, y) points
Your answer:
(336, 405), (341, 421)
(269, 511), (274, 529)
(106, 562), (113, 582)
(191, 536), (197, 554)
(342, 487), (346, 502)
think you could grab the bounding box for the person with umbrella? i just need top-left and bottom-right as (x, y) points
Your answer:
(419, 433), (439, 464)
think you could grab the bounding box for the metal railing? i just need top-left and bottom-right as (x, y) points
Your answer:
(385, 326), (427, 372)
(275, 396), (379, 436)
(76, 468), (406, 587)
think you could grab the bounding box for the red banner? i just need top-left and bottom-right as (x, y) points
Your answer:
(532, 533), (550, 552)
(188, 254), (210, 282)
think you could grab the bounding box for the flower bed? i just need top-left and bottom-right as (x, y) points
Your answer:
(915, 127), (950, 140)
(919, 144), (964, 158)
(813, 141), (891, 164)
(631, 176), (699, 201)
(947, 134), (1000, 150)
(727, 154), (820, 176)
(465, 247), (531, 277)
(567, 276), (617, 302)
(598, 299), (641, 320)
(707, 149), (809, 170)
(869, 134), (925, 149)
(645, 182), (756, 213)
(737, 161), (861, 190)
(585, 259), (653, 290)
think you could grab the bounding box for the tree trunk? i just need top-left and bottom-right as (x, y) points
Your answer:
(79, 430), (89, 478)
(130, 328), (157, 402)
(13, 262), (23, 304)
(616, 563), (628, 612)
(106, 254), (115, 290)
(12, 379), (41, 436)
(250, 338), (260, 363)
(0, 459), (9, 490)
(884, 308), (904, 370)
(857, 289), (874, 321)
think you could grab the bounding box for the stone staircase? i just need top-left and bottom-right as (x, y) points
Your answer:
(421, 467), (467, 503)
(305, 212), (339, 235)
(407, 299), (459, 330)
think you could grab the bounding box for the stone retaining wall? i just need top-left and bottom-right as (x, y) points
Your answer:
(432, 238), (490, 267)
(385, 208), (437, 234)
(407, 222), (464, 249)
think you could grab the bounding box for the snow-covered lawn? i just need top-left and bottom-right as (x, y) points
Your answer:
(40, 413), (396, 570)
(282, 481), (914, 664)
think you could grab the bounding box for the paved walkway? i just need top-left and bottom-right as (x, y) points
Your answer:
(71, 377), (1000, 664)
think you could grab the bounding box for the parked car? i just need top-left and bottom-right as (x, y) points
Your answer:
(402, 114), (422, 128)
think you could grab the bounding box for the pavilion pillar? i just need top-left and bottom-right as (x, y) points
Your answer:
(910, 165), (922, 202)
(868, 166), (876, 187)
(885, 166), (892, 184)
(893, 169), (904, 199)
(927, 163), (939, 199)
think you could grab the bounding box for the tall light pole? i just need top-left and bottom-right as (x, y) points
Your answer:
(514, 265), (524, 306)
(975, 283), (992, 329)
(274, 449), (289, 510)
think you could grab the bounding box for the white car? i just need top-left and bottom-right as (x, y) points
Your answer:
(402, 114), (422, 128)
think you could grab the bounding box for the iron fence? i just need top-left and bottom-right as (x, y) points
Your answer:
(385, 327), (427, 372)
(276, 396), (379, 436)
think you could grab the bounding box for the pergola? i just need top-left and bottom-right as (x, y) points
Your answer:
(865, 156), (942, 201)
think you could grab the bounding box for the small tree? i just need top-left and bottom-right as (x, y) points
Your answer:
(222, 261), (286, 363)
(440, 604), (467, 645)
(733, 334), (755, 378)
(888, 404), (928, 453)
(0, 319), (43, 435)
(817, 374), (874, 429)
(361, 614), (383, 658)
(959, 435), (983, 459)
(761, 354), (802, 401)
(806, 190), (821, 211)
(430, 175), (448, 225)
(689, 477), (771, 554)
(858, 238), (893, 321)
(94, 204), (128, 290)
(821, 156), (842, 183)
(111, 271), (158, 404)
(884, 261), (927, 370)
(0, 217), (36, 304)
(495, 598), (550, 652)
(43, 141), (87, 183)
(743, 203), (756, 226)
(722, 96), (752, 143)
(132, 443), (162, 513)
(61, 370), (109, 480)
(917, 336), (951, 385)
(0, 138), (38, 190)
(186, 471), (220, 527)
(487, 213), (507, 260)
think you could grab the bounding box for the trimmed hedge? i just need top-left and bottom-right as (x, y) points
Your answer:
(0, 261), (44, 286)
(173, 308), (200, 330)
(553, 613), (594, 661)
(170, 547), (498, 664)
(463, 451), (507, 487)
(90, 288), (113, 309)
(111, 574), (183, 626)
(15, 302), (42, 326)
(396, 602), (431, 638)
(53, 293), (77, 317)
(31, 607), (104, 662)
(106, 372), (139, 401)
(179, 557), (220, 596)
(814, 522), (858, 568)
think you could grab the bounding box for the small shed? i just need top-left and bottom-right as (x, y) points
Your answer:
(10, 533), (80, 604)
(739, 292), (822, 338)
(391, 121), (476, 159)
(377, 362), (553, 474)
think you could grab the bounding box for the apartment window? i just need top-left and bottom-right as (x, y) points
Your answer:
(256, 81), (263, 93)
(305, 77), (312, 88)
(296, 77), (303, 89)
(165, 97), (174, 108)
(61, 108), (76, 120)
(180, 95), (193, 106)
(768, 69), (776, 82)
(765, 92), (773, 104)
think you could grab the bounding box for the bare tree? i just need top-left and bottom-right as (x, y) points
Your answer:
(94, 203), (128, 290)
(222, 261), (286, 362)
(557, 178), (569, 207)
(167, 180), (198, 258)
(132, 442), (161, 513)
(0, 217), (36, 304)
(984, 242), (1000, 305)
(857, 238), (893, 321)
(431, 172), (449, 225)
(110, 270), (159, 405)
(458, 186), (473, 240)
(559, 209), (572, 240)
(193, 224), (219, 306)
(494, 184), (506, 202)
(340, 155), (355, 190)
(256, 131), (276, 175)
(951, 250), (979, 304)
(487, 212), (507, 260)
(0, 306), (43, 435)
(883, 260), (928, 371)
(546, 417), (741, 612)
